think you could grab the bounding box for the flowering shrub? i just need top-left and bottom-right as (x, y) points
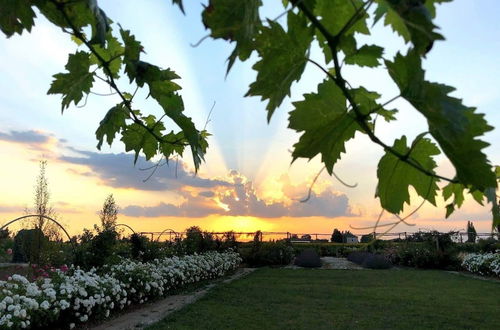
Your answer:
(461, 251), (500, 277)
(0, 251), (241, 329)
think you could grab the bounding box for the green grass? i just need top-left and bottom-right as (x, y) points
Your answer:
(148, 268), (499, 330)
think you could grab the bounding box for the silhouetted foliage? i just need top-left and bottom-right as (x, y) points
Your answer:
(466, 221), (477, 243)
(294, 249), (322, 268)
(331, 229), (343, 243)
(360, 234), (374, 243)
(240, 241), (294, 267)
(99, 194), (118, 232)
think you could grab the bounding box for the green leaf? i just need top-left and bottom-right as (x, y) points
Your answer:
(442, 182), (465, 208)
(121, 123), (159, 163)
(350, 87), (397, 122)
(374, 0), (444, 54)
(48, 51), (95, 112)
(171, 0), (185, 14)
(376, 136), (440, 214)
(289, 80), (360, 173)
(246, 13), (313, 120)
(119, 27), (143, 83)
(315, 0), (369, 36)
(95, 104), (127, 149)
(445, 204), (455, 218)
(160, 131), (186, 158)
(344, 45), (384, 67)
(485, 187), (500, 229)
(139, 64), (205, 170)
(424, 0), (452, 19)
(0, 0), (36, 37)
(386, 50), (497, 191)
(91, 33), (124, 78)
(35, 1), (94, 31)
(202, 0), (262, 72)
(314, 0), (369, 62)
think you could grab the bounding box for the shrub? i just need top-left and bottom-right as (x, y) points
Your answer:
(347, 251), (392, 269)
(239, 242), (294, 267)
(294, 249), (322, 268)
(461, 252), (500, 277)
(361, 254), (392, 269)
(292, 243), (363, 257)
(387, 243), (460, 270)
(455, 238), (500, 254)
(0, 251), (241, 329)
(73, 229), (119, 270)
(130, 233), (148, 260)
(183, 226), (204, 254)
(12, 229), (48, 264)
(360, 234), (374, 243)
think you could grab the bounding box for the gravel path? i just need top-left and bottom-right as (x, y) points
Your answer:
(88, 268), (256, 330)
(285, 257), (364, 270)
(321, 257), (364, 270)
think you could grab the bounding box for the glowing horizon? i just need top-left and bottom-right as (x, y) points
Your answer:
(1, 1), (499, 238)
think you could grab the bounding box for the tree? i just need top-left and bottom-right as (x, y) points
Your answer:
(331, 229), (343, 243)
(1, 0), (498, 229)
(99, 194), (118, 231)
(360, 234), (374, 243)
(28, 160), (60, 239)
(466, 221), (477, 243)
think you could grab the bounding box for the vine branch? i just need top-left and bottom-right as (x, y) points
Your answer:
(294, 0), (457, 184)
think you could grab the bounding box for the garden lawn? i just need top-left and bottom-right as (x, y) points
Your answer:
(148, 268), (499, 330)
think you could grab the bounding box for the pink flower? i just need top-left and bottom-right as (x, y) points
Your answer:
(60, 264), (69, 272)
(6, 248), (12, 255)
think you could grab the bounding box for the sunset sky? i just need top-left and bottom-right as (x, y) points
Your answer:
(0, 0), (499, 238)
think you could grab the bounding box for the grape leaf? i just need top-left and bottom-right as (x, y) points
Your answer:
(145, 68), (205, 169)
(0, 0), (36, 37)
(424, 0), (452, 18)
(344, 45), (384, 67)
(202, 0), (262, 72)
(350, 87), (397, 122)
(374, 0), (444, 54)
(246, 13), (313, 120)
(95, 104), (127, 149)
(119, 28), (143, 83)
(91, 33), (124, 78)
(121, 123), (160, 163)
(442, 182), (465, 208)
(35, 1), (94, 31)
(386, 51), (497, 191)
(314, 0), (369, 63)
(289, 80), (360, 174)
(171, 0), (185, 14)
(48, 51), (95, 112)
(315, 0), (369, 36)
(376, 135), (440, 214)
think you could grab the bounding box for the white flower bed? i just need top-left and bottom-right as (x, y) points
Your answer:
(461, 251), (500, 277)
(0, 251), (241, 329)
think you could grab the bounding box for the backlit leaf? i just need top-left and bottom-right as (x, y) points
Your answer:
(0, 0), (36, 37)
(386, 50), (497, 191)
(376, 136), (440, 214)
(96, 104), (127, 149)
(344, 44), (384, 67)
(289, 80), (360, 173)
(246, 13), (313, 120)
(48, 51), (95, 112)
